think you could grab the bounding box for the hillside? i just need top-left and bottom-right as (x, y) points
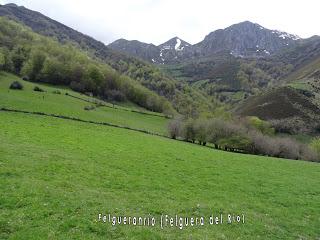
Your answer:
(1, 109), (320, 239)
(0, 3), (218, 116)
(159, 37), (320, 104)
(0, 72), (169, 135)
(0, 5), (320, 239)
(235, 39), (320, 134)
(235, 86), (320, 134)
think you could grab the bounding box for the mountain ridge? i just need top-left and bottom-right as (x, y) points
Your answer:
(108, 20), (306, 63)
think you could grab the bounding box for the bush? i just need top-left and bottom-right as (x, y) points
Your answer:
(84, 105), (95, 111)
(217, 135), (252, 151)
(105, 89), (126, 102)
(299, 144), (318, 162)
(9, 81), (23, 90)
(247, 116), (274, 135)
(270, 117), (310, 134)
(52, 90), (61, 94)
(310, 137), (320, 160)
(33, 86), (45, 92)
(249, 130), (319, 161)
(249, 131), (279, 156)
(276, 137), (300, 160)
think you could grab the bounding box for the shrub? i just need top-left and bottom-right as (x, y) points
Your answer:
(84, 105), (95, 111)
(33, 86), (45, 92)
(276, 137), (300, 160)
(270, 117), (310, 134)
(310, 137), (320, 159)
(9, 81), (23, 90)
(249, 131), (279, 156)
(299, 144), (319, 162)
(247, 116), (275, 135)
(217, 135), (252, 152)
(105, 89), (126, 102)
(95, 101), (104, 107)
(52, 90), (61, 94)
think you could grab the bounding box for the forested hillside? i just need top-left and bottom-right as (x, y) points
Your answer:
(0, 4), (219, 116)
(0, 17), (176, 114)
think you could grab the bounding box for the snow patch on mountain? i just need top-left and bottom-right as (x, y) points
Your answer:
(174, 38), (185, 51)
(274, 30), (301, 41)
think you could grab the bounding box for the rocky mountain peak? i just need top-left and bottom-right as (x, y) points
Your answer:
(158, 37), (190, 51)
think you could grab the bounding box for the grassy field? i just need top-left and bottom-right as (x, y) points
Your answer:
(0, 111), (319, 239)
(0, 72), (169, 135)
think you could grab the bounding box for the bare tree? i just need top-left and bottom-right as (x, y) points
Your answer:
(167, 119), (182, 139)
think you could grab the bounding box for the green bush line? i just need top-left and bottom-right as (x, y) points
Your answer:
(65, 93), (172, 119)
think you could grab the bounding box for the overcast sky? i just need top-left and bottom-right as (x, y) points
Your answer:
(1, 0), (320, 45)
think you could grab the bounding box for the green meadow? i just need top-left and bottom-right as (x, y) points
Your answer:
(0, 73), (320, 239)
(0, 72), (169, 135)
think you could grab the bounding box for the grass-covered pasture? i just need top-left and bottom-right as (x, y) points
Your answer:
(0, 112), (319, 239)
(0, 72), (169, 135)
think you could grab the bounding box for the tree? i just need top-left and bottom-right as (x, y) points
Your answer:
(0, 49), (5, 68)
(181, 119), (196, 143)
(168, 119), (182, 139)
(0, 47), (13, 72)
(207, 118), (228, 148)
(21, 50), (46, 81)
(194, 119), (208, 145)
(11, 45), (29, 74)
(87, 64), (104, 95)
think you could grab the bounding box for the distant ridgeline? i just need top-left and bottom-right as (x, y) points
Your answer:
(0, 3), (219, 117)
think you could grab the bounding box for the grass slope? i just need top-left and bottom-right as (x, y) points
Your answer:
(0, 72), (169, 135)
(1, 111), (319, 239)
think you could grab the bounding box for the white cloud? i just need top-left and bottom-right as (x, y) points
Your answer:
(1, 0), (320, 45)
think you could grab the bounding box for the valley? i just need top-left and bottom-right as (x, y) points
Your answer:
(0, 2), (320, 239)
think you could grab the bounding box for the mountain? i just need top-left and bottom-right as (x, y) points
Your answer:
(157, 37), (192, 63)
(108, 39), (161, 63)
(0, 3), (218, 116)
(194, 21), (301, 58)
(109, 37), (192, 64)
(109, 21), (302, 64)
